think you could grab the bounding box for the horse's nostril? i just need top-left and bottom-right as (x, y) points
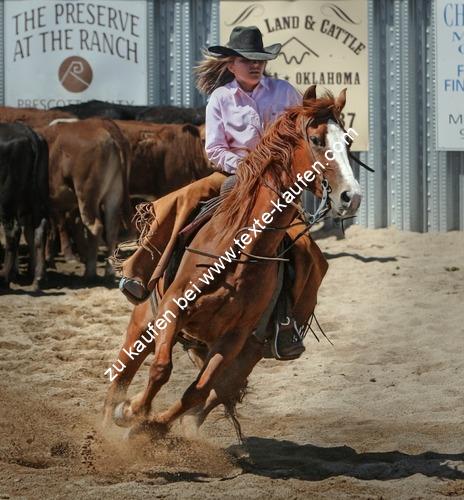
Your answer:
(341, 191), (351, 203)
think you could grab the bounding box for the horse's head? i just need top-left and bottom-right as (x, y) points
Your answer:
(294, 85), (362, 218)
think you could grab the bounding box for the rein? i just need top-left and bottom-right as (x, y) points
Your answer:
(348, 152), (375, 172)
(185, 178), (332, 265)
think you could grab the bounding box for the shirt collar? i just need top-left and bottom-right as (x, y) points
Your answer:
(228, 76), (269, 95)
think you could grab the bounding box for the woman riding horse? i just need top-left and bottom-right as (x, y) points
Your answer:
(105, 84), (361, 439)
(116, 26), (360, 360)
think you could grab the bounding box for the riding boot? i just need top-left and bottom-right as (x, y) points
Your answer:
(118, 172), (227, 304)
(289, 226), (328, 327)
(270, 262), (306, 360)
(263, 221), (328, 360)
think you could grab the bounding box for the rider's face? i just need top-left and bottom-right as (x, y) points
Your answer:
(227, 57), (266, 92)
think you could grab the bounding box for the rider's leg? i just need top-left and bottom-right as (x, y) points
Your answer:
(119, 172), (227, 303)
(290, 229), (328, 326)
(272, 223), (328, 359)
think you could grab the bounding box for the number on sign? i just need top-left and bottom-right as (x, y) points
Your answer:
(339, 112), (356, 129)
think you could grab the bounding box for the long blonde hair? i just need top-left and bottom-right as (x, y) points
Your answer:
(194, 50), (235, 95)
(195, 50), (271, 95)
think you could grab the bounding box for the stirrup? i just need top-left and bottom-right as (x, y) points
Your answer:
(119, 277), (150, 305)
(262, 317), (305, 361)
(272, 318), (306, 361)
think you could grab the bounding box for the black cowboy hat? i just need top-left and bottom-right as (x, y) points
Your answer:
(208, 26), (281, 61)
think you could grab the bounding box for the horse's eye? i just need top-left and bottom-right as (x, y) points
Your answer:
(310, 136), (321, 146)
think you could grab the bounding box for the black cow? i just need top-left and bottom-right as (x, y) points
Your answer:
(51, 100), (206, 125)
(0, 123), (49, 290)
(136, 105), (205, 125)
(51, 100), (145, 120)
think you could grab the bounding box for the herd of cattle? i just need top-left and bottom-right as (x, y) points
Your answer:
(0, 100), (213, 290)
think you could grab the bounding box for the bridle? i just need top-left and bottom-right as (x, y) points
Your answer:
(301, 115), (375, 173)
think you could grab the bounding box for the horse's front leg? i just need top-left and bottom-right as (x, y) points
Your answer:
(103, 301), (155, 427)
(117, 300), (182, 435)
(151, 328), (250, 432)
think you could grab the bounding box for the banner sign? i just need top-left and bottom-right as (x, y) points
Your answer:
(436, 0), (464, 150)
(219, 0), (368, 150)
(4, 0), (148, 108)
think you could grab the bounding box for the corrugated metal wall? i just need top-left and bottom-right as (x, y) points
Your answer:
(149, 0), (463, 232)
(148, 0), (219, 107)
(0, 0), (462, 231)
(361, 0), (464, 232)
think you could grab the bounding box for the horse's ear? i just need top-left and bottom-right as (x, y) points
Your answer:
(303, 85), (317, 101)
(334, 88), (347, 113)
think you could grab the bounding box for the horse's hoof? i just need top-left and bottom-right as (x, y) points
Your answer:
(227, 443), (249, 460)
(126, 420), (169, 441)
(179, 414), (201, 439)
(113, 401), (133, 428)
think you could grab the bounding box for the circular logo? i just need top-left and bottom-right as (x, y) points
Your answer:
(58, 56), (93, 93)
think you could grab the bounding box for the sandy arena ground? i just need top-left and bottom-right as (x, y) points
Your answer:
(0, 225), (463, 499)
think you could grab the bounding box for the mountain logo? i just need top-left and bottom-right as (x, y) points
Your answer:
(59, 56), (93, 93)
(278, 37), (319, 65)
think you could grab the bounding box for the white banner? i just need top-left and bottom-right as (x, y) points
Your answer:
(436, 0), (464, 150)
(4, 0), (148, 108)
(219, 0), (368, 150)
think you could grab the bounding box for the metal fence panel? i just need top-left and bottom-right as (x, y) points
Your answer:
(0, 0), (462, 231)
(364, 0), (463, 232)
(0, 0), (4, 106)
(151, 0), (219, 106)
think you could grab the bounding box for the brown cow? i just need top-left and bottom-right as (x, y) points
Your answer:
(38, 118), (131, 280)
(0, 106), (74, 128)
(114, 121), (213, 201)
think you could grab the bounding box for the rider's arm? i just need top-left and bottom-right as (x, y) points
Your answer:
(285, 82), (303, 107)
(205, 91), (242, 174)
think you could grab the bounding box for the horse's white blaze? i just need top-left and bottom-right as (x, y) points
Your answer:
(325, 120), (359, 191)
(324, 120), (362, 215)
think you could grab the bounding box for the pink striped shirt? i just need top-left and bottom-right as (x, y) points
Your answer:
(205, 76), (302, 174)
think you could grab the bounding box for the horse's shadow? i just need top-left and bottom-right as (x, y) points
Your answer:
(324, 251), (398, 263)
(0, 271), (117, 295)
(231, 437), (464, 481)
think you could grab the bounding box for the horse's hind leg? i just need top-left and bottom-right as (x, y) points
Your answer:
(152, 329), (250, 431)
(181, 336), (263, 440)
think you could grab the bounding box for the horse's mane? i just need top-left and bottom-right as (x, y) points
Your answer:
(214, 91), (337, 232)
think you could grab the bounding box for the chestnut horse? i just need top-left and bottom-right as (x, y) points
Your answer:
(104, 86), (361, 439)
